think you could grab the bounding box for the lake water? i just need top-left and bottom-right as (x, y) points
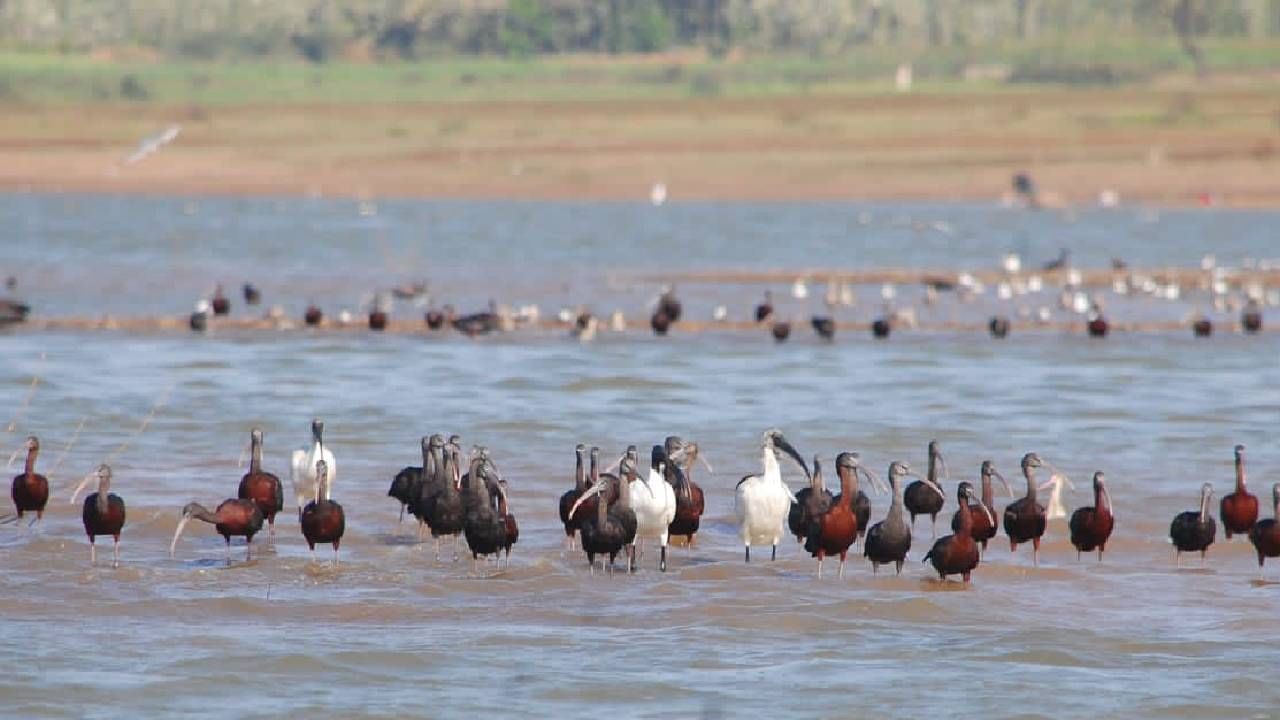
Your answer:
(2, 193), (1278, 719)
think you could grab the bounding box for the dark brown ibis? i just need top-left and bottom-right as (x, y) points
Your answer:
(422, 441), (465, 561)
(651, 309), (672, 336)
(1068, 471), (1115, 561)
(951, 460), (1011, 552)
(665, 437), (705, 547)
(771, 321), (791, 343)
(924, 483), (992, 582)
(237, 428), (285, 538)
(304, 304), (323, 326)
(832, 452), (886, 548)
(755, 291), (774, 323)
(1248, 484), (1280, 580)
(72, 464), (126, 568)
(657, 286), (682, 323)
(462, 452), (507, 571)
(299, 460), (345, 564)
(569, 453), (635, 574)
(559, 444), (589, 550)
(1004, 452), (1049, 566)
(210, 284), (230, 315)
(368, 309), (388, 331)
(242, 283), (261, 306)
(1242, 299), (1262, 334)
(789, 454), (832, 543)
(1220, 444), (1258, 538)
(388, 436), (432, 526)
(904, 440), (947, 537)
(1170, 483), (1216, 567)
(452, 302), (500, 336)
(989, 315), (1010, 338)
(871, 317), (891, 338)
(169, 498), (265, 563)
(1192, 315), (1212, 337)
(6, 436), (48, 527)
(426, 306), (450, 330)
(497, 480), (518, 568)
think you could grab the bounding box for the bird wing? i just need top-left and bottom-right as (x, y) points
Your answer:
(290, 448), (312, 509)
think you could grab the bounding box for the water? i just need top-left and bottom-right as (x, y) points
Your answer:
(2, 194), (1279, 719)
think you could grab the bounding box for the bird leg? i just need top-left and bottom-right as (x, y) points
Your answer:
(771, 544), (777, 562)
(434, 537), (441, 562)
(333, 546), (340, 566)
(89, 541), (97, 566)
(838, 552), (847, 579)
(398, 505), (405, 525)
(894, 560), (903, 576)
(268, 518), (276, 539)
(931, 515), (937, 539)
(816, 556), (823, 579)
(660, 544), (667, 573)
(453, 535), (460, 562)
(245, 539), (253, 562)
(112, 538), (120, 569)
(871, 562), (878, 575)
(744, 545), (750, 563)
(224, 539), (232, 565)
(1176, 551), (1182, 569)
(628, 545), (636, 574)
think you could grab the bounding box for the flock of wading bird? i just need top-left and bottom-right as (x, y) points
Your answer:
(5, 422), (1279, 582)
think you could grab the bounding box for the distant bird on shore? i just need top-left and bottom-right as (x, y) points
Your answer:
(304, 305), (323, 326)
(210, 285), (230, 316)
(771, 321), (791, 343)
(189, 300), (210, 332)
(0, 290), (30, 325)
(124, 125), (180, 166)
(989, 315), (1010, 338)
(650, 182), (667, 207)
(1043, 249), (1070, 272)
(1012, 172), (1039, 209)
(1242, 299), (1262, 334)
(755, 291), (774, 323)
(811, 316), (835, 340)
(242, 283), (261, 306)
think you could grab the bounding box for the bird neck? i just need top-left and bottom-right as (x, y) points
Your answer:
(762, 449), (781, 483)
(596, 486), (609, 524)
(24, 446), (37, 476)
(575, 455), (585, 492)
(926, 454), (938, 485)
(1235, 455), (1247, 492)
(981, 474), (994, 507)
(1096, 484), (1111, 517)
(837, 468), (854, 509)
(956, 498), (972, 532)
(249, 437), (263, 474)
(890, 480), (904, 512)
(1198, 492), (1210, 523)
(190, 505), (218, 524)
(96, 479), (110, 514)
(1023, 467), (1037, 502)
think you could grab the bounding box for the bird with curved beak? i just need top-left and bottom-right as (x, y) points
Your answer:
(300, 460), (345, 564)
(568, 448), (635, 574)
(831, 452), (890, 550)
(169, 497), (264, 564)
(626, 445), (675, 571)
(1170, 483), (1216, 567)
(904, 439), (948, 537)
(71, 464), (126, 568)
(865, 461), (940, 575)
(1004, 452), (1050, 566)
(5, 436), (48, 527)
(238, 428), (285, 538)
(924, 482), (994, 582)
(1069, 471), (1114, 561)
(664, 436), (707, 546)
(952, 460), (1013, 553)
(290, 419), (335, 514)
(735, 429), (810, 563)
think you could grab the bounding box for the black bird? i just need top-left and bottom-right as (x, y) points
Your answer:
(866, 462), (933, 575)
(452, 302), (501, 336)
(462, 453), (507, 571)
(924, 483), (991, 582)
(559, 444), (589, 550)
(871, 317), (891, 338)
(657, 286), (682, 323)
(78, 464), (126, 568)
(423, 443), (465, 561)
(904, 440), (947, 536)
(0, 291), (31, 325)
(651, 310), (672, 336)
(789, 454), (832, 543)
(771, 321), (791, 343)
(388, 436), (433, 526)
(368, 309), (388, 331)
(1012, 172), (1039, 208)
(1170, 482), (1216, 567)
(811, 316), (835, 340)
(497, 480), (518, 568)
(832, 452), (883, 548)
(1192, 315), (1212, 337)
(1242, 299), (1262, 334)
(210, 285), (230, 315)
(1004, 453), (1049, 566)
(1043, 248), (1070, 271)
(406, 435), (447, 539)
(755, 291), (774, 323)
(570, 450), (636, 573)
(425, 306), (447, 330)
(989, 315), (1010, 338)
(242, 283), (261, 306)
(304, 304), (323, 326)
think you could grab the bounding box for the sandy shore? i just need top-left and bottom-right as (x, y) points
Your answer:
(2, 89), (1279, 206)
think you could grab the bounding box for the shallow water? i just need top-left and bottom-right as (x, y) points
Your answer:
(2, 194), (1279, 719)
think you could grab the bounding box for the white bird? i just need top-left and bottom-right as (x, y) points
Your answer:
(290, 419), (335, 514)
(650, 182), (667, 207)
(735, 429), (811, 562)
(124, 125), (180, 166)
(1044, 472), (1076, 520)
(1002, 252), (1023, 274)
(791, 278), (809, 299)
(624, 446), (677, 571)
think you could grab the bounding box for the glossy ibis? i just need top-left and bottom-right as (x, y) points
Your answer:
(290, 419), (336, 513)
(242, 283), (261, 305)
(299, 460), (345, 563)
(771, 321), (791, 343)
(452, 302), (501, 336)
(831, 452), (887, 548)
(805, 455), (881, 578)
(462, 452), (507, 571)
(755, 291), (774, 323)
(6, 436), (48, 527)
(628, 445), (676, 571)
(368, 309), (388, 330)
(650, 310), (672, 336)
(1068, 472), (1115, 561)
(72, 464), (125, 567)
(570, 457), (636, 574)
(1248, 484), (1280, 580)
(811, 316), (835, 340)
(422, 442), (465, 561)
(497, 479), (518, 568)
(904, 440), (947, 537)
(1004, 453), (1049, 566)
(1242, 299), (1262, 334)
(657, 286), (682, 323)
(866, 462), (937, 575)
(789, 454), (832, 544)
(210, 284), (230, 315)
(237, 428), (284, 537)
(989, 315), (1010, 338)
(425, 307), (446, 330)
(1170, 483), (1216, 567)
(736, 429), (810, 562)
(1192, 316), (1212, 337)
(170, 498), (264, 563)
(924, 483), (992, 582)
(303, 305), (323, 326)
(951, 460), (1011, 552)
(558, 444), (588, 551)
(1220, 444), (1258, 538)
(665, 437), (705, 547)
(388, 436), (433, 526)
(871, 317), (891, 338)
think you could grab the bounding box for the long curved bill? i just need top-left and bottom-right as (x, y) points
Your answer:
(5, 447), (19, 469)
(169, 514), (192, 558)
(937, 451), (951, 481)
(68, 471), (96, 504)
(567, 481), (607, 519)
(908, 471), (946, 501)
(859, 467), (890, 495)
(977, 502), (995, 527)
(774, 436), (811, 480)
(992, 469), (1015, 498)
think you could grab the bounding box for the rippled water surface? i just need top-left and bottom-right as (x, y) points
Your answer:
(2, 194), (1279, 719)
